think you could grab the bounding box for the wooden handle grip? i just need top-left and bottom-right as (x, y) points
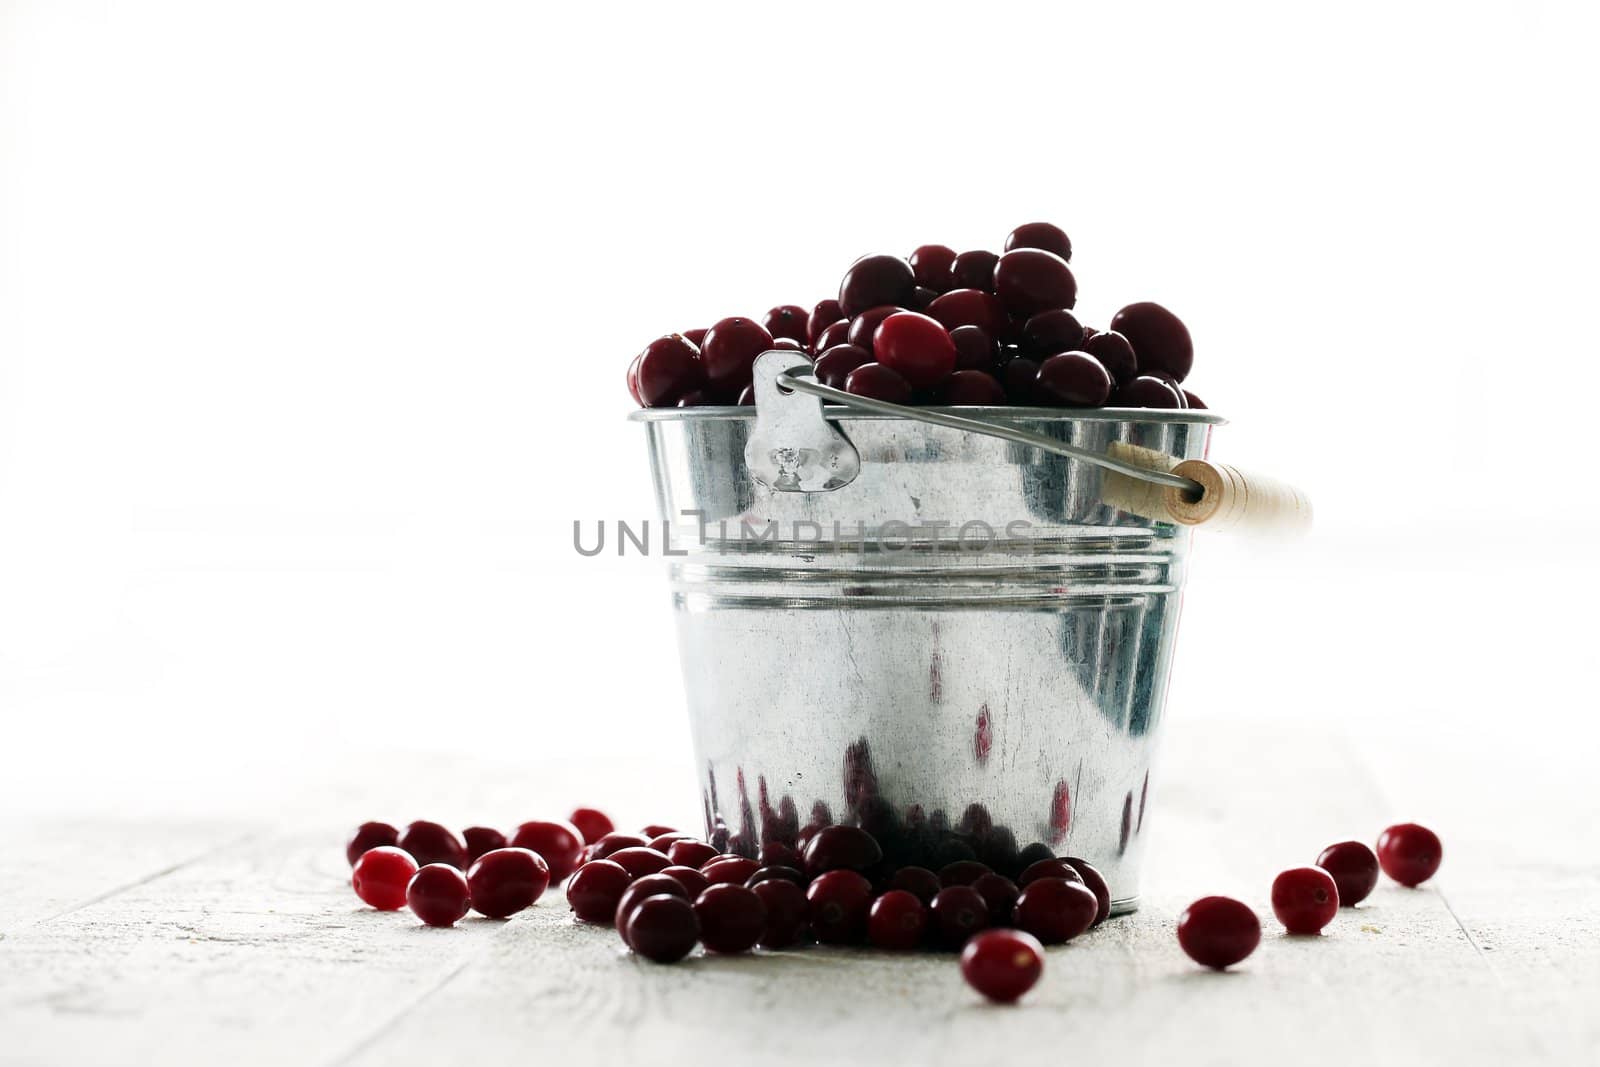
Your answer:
(1162, 459), (1313, 536)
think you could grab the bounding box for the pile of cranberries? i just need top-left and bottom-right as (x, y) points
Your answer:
(627, 223), (1205, 412)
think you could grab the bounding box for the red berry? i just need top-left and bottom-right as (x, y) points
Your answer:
(813, 343), (873, 389)
(910, 243), (957, 292)
(467, 847), (550, 919)
(1111, 375), (1185, 409)
(1005, 222), (1072, 262)
(807, 299), (845, 345)
(752, 879), (809, 948)
(994, 249), (1077, 318)
(510, 820), (585, 881)
(744, 866), (805, 888)
(940, 370), (1006, 405)
(462, 826), (507, 865)
(950, 250), (999, 292)
(926, 288), (1006, 338)
(1036, 352), (1112, 407)
(937, 860), (992, 888)
(635, 334), (706, 408)
(806, 869), (873, 943)
(397, 820), (468, 870)
(930, 885), (990, 948)
(406, 863), (471, 928)
(626, 353), (644, 405)
(1271, 866), (1340, 934)
(1082, 330), (1139, 385)
(701, 317), (775, 394)
(588, 832), (649, 861)
(1183, 388), (1206, 409)
(1315, 840), (1381, 906)
(647, 832), (696, 852)
(615, 873), (692, 936)
(1020, 309), (1085, 357)
(838, 254), (916, 317)
(1109, 302), (1193, 382)
(608, 847), (672, 879)
(623, 895), (699, 963)
(844, 363), (912, 403)
(351, 846), (418, 911)
(1061, 858), (1112, 925)
(568, 808), (615, 845)
(1018, 858), (1082, 887)
(566, 859), (633, 923)
(1000, 358), (1042, 404)
(694, 884), (767, 954)
(346, 821), (399, 866)
(802, 825), (884, 878)
(960, 929), (1044, 1003)
(873, 311), (957, 389)
(758, 841), (804, 869)
(763, 304), (810, 343)
(887, 866), (942, 904)
(660, 865), (711, 901)
(950, 325), (998, 370)
(666, 839), (720, 869)
(847, 305), (907, 356)
(971, 873), (1022, 925)
(1013, 877), (1097, 944)
(868, 889), (928, 950)
(701, 854), (761, 886)
(814, 318), (853, 353)
(1376, 823), (1443, 887)
(1176, 896), (1261, 969)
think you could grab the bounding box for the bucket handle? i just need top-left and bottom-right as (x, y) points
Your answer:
(744, 351), (1311, 537)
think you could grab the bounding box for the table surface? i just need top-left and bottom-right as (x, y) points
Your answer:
(2, 715), (1595, 1067)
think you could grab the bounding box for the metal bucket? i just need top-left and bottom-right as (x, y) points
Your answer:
(632, 354), (1226, 913)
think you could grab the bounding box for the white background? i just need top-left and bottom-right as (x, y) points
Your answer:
(2, 1), (1596, 823)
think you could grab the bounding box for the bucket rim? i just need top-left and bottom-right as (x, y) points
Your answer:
(628, 404), (1227, 426)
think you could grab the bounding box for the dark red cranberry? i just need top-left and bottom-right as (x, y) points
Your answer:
(961, 929), (1044, 1002)
(938, 860), (992, 888)
(1272, 866), (1340, 934)
(660, 865), (711, 901)
(398, 820), (468, 870)
(351, 846), (417, 911)
(930, 886), (990, 948)
(910, 243), (957, 292)
(635, 334), (706, 408)
(608, 847), (671, 879)
(888, 866), (942, 904)
(845, 305), (906, 355)
(675, 390), (711, 407)
(745, 866), (805, 888)
(1082, 330), (1138, 385)
(994, 249), (1076, 318)
(667, 839), (720, 869)
(803, 825), (884, 878)
(639, 825), (678, 838)
(1316, 841), (1380, 906)
(509, 820), (585, 881)
(1036, 351), (1112, 407)
(1177, 896), (1261, 969)
(701, 855), (761, 886)
(1019, 857), (1082, 887)
(844, 363), (912, 403)
(346, 821), (399, 866)
(806, 869), (873, 943)
(910, 285), (939, 310)
(701, 317), (775, 394)
(626, 354), (643, 405)
(1004, 222), (1072, 262)
(566, 859), (632, 923)
(1020, 309), (1084, 357)
(950, 325), (998, 370)
(868, 889), (928, 950)
(752, 878), (809, 948)
(769, 337), (805, 352)
(971, 873), (1021, 925)
(874, 311), (956, 389)
(1014, 877), (1097, 944)
(950, 250), (999, 292)
(466, 847), (549, 919)
(763, 305), (810, 343)
(926, 288), (1006, 338)
(758, 841), (804, 868)
(1061, 858), (1111, 925)
(940, 370), (1006, 405)
(814, 318), (852, 353)
(694, 884), (767, 954)
(838, 254), (916, 316)
(462, 827), (507, 865)
(588, 832), (649, 860)
(1182, 388), (1205, 409)
(1109, 302), (1192, 381)
(1111, 375), (1185, 408)
(1000, 358), (1042, 404)
(813, 343), (872, 389)
(647, 832), (696, 853)
(1376, 823), (1443, 887)
(807, 299), (844, 345)
(615, 874), (692, 935)
(624, 895), (699, 963)
(406, 864), (471, 928)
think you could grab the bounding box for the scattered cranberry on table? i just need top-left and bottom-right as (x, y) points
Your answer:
(462, 826), (508, 865)
(1018, 857), (1082, 887)
(868, 889), (928, 950)
(806, 869), (874, 944)
(346, 821), (399, 867)
(624, 894), (700, 963)
(752, 879), (809, 948)
(694, 884), (768, 954)
(1013, 877), (1097, 944)
(887, 865), (942, 904)
(407, 864), (472, 928)
(352, 846), (418, 911)
(971, 873), (1022, 925)
(1315, 840), (1381, 906)
(666, 839), (720, 869)
(566, 859), (633, 923)
(701, 854), (761, 886)
(467, 847), (550, 919)
(615, 874), (693, 939)
(1176, 896), (1261, 970)
(930, 885), (991, 948)
(961, 929), (1045, 1003)
(745, 865), (805, 888)
(510, 820), (585, 881)
(661, 865), (711, 900)
(608, 847), (672, 879)
(1270, 865), (1340, 934)
(397, 820), (469, 870)
(1376, 823), (1443, 887)
(1061, 858), (1112, 926)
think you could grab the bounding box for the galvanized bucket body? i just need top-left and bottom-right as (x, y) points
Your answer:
(633, 405), (1220, 912)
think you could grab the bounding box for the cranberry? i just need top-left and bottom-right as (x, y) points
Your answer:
(807, 299), (845, 345)
(814, 318), (852, 353)
(615, 873), (692, 935)
(812, 343), (872, 389)
(647, 832), (696, 853)
(635, 334), (706, 408)
(608, 847), (672, 879)
(701, 855), (761, 886)
(868, 889), (928, 950)
(676, 391), (711, 408)
(639, 824), (678, 838)
(910, 285), (939, 310)
(763, 305), (810, 343)
(806, 869), (873, 943)
(351, 846), (418, 911)
(1109, 302), (1192, 381)
(994, 249), (1077, 318)
(940, 370), (1006, 405)
(462, 827), (507, 865)
(844, 363), (912, 403)
(838, 254), (916, 316)
(623, 894), (699, 963)
(950, 325), (998, 370)
(938, 860), (992, 888)
(910, 243), (957, 292)
(466, 847), (550, 919)
(660, 865), (711, 900)
(888, 865), (942, 904)
(1271, 866), (1340, 934)
(626, 354), (643, 405)
(1177, 897), (1260, 969)
(694, 884), (767, 954)
(971, 873), (1021, 925)
(510, 820), (585, 881)
(1014, 877), (1097, 944)
(1019, 309), (1084, 358)
(930, 885), (990, 948)
(1018, 858), (1082, 886)
(802, 825), (884, 877)
(769, 337), (806, 352)
(406, 864), (471, 928)
(874, 312), (957, 389)
(950, 250), (999, 292)
(1036, 351), (1112, 407)
(667, 839), (720, 869)
(847, 305), (907, 355)
(346, 821), (399, 866)
(1000, 358), (1043, 404)
(587, 832), (649, 861)
(701, 316), (775, 394)
(1316, 841), (1380, 906)
(1061, 858), (1111, 925)
(753, 879), (809, 948)
(758, 841), (804, 869)
(1005, 222), (1072, 262)
(1111, 375), (1185, 409)
(1182, 388), (1206, 409)
(961, 929), (1044, 1003)
(745, 866), (805, 888)
(1377, 823), (1443, 887)
(566, 859), (633, 923)
(398, 820), (468, 870)
(1082, 330), (1138, 385)
(926, 288), (1006, 338)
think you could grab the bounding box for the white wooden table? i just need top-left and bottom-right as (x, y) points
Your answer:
(2, 715), (1595, 1067)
